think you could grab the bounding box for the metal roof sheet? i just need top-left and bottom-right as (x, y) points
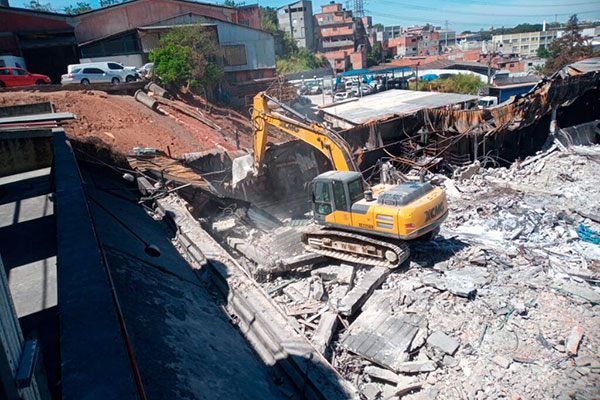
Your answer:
(321, 89), (478, 125)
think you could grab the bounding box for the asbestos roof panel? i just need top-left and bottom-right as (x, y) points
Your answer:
(321, 89), (478, 125)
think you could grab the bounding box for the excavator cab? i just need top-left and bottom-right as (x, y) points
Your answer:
(310, 171), (364, 224)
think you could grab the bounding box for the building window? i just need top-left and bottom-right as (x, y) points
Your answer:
(222, 45), (247, 66)
(240, 19), (249, 26)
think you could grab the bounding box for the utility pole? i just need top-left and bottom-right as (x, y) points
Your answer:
(415, 62), (419, 91)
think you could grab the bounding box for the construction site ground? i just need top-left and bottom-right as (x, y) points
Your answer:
(2, 84), (599, 400)
(0, 89), (254, 155)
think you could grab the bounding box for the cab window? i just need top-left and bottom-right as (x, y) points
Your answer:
(313, 181), (332, 215)
(14, 69), (27, 75)
(347, 178), (364, 202)
(107, 63), (123, 70)
(0, 69), (10, 75)
(332, 181), (348, 211)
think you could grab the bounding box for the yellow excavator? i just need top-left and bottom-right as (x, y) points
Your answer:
(251, 91), (448, 268)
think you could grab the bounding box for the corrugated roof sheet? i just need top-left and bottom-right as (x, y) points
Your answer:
(321, 89), (478, 125)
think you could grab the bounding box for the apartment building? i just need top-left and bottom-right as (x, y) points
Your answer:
(314, 2), (368, 71)
(277, 0), (315, 49)
(492, 30), (558, 57)
(437, 28), (456, 50)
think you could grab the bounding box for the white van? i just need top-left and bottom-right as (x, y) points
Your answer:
(0, 55), (27, 70)
(67, 61), (139, 82)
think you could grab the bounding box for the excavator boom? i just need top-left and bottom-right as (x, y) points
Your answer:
(252, 92), (358, 174)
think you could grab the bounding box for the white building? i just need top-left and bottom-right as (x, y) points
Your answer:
(492, 30), (558, 57)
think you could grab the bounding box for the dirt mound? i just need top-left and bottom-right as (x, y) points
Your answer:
(0, 90), (254, 156)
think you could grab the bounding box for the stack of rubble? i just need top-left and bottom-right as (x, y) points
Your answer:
(202, 144), (600, 399)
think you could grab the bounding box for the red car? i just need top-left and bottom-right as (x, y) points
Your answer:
(0, 67), (51, 88)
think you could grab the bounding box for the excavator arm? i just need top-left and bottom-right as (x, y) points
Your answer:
(252, 92), (359, 174)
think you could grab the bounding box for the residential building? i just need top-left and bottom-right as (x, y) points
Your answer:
(492, 30), (558, 57)
(314, 2), (368, 72)
(437, 28), (456, 51)
(389, 35), (417, 57)
(390, 25), (439, 57)
(277, 0), (315, 49)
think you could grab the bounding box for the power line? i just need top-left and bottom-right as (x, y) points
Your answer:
(374, 0), (600, 18)
(436, 0), (599, 8)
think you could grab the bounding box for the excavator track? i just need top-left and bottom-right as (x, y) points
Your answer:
(301, 226), (410, 269)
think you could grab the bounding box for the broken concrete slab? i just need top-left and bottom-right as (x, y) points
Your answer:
(337, 267), (388, 316)
(426, 330), (459, 356)
(364, 365), (401, 385)
(361, 383), (381, 400)
(566, 325), (584, 355)
(395, 360), (437, 374)
(311, 278), (324, 301)
(555, 283), (600, 305)
(394, 382), (423, 397)
(342, 310), (423, 371)
(212, 218), (236, 232)
(312, 311), (339, 354)
(311, 264), (355, 285)
(421, 266), (489, 299)
(491, 355), (512, 369)
(409, 319), (429, 352)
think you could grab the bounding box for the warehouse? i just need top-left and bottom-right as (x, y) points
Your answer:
(0, 0), (273, 87)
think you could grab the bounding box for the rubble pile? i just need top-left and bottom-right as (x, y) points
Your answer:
(201, 145), (600, 399)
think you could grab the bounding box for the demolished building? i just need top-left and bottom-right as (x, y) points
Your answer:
(0, 60), (599, 400)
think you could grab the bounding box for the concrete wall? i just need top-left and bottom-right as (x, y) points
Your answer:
(72, 0), (236, 43)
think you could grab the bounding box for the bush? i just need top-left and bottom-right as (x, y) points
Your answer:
(410, 74), (486, 95)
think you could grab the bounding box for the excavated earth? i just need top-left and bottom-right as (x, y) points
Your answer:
(0, 90), (254, 155)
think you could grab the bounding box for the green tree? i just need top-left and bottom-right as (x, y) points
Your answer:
(222, 0), (245, 6)
(410, 74), (487, 95)
(25, 1), (54, 12)
(276, 47), (327, 73)
(149, 24), (223, 91)
(64, 2), (92, 14)
(543, 14), (593, 75)
(367, 42), (381, 67)
(260, 6), (278, 34)
(536, 45), (550, 58)
(99, 0), (122, 6)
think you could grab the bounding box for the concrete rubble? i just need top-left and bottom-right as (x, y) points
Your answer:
(194, 142), (600, 400)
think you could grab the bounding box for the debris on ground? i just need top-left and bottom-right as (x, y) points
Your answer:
(199, 144), (600, 400)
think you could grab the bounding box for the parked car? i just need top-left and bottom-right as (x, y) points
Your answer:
(61, 67), (122, 85)
(0, 67), (50, 87)
(67, 61), (139, 82)
(334, 91), (354, 102)
(137, 62), (154, 78)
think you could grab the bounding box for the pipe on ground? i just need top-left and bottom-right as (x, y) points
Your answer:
(135, 90), (158, 110)
(144, 82), (169, 98)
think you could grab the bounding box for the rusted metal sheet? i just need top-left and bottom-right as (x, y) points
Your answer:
(127, 153), (218, 194)
(340, 71), (600, 170)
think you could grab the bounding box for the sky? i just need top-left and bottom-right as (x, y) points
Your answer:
(25, 0), (600, 33)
